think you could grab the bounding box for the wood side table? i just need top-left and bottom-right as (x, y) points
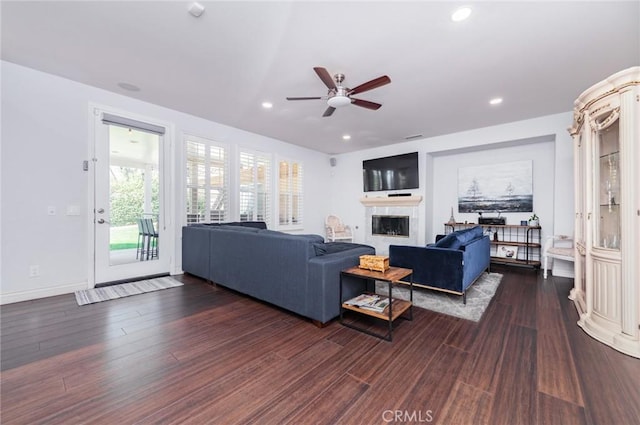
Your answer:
(339, 266), (413, 341)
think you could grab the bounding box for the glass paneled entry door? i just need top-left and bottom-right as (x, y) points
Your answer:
(92, 110), (170, 285)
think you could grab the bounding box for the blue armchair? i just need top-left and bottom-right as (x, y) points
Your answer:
(389, 226), (490, 303)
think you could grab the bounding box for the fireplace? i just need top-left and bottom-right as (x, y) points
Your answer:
(360, 196), (422, 255)
(372, 215), (410, 237)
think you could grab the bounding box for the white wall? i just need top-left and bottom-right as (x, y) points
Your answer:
(0, 61), (331, 303)
(430, 137), (555, 239)
(329, 112), (575, 276)
(1, 60), (577, 304)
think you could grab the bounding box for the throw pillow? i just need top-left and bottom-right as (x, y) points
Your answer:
(314, 242), (359, 256)
(456, 226), (483, 245)
(434, 232), (462, 249)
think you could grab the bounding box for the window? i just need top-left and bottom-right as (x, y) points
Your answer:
(239, 150), (271, 225)
(185, 136), (229, 224)
(278, 159), (303, 229)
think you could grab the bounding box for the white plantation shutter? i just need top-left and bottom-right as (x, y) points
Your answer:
(239, 150), (271, 225)
(185, 136), (229, 224)
(278, 159), (304, 229)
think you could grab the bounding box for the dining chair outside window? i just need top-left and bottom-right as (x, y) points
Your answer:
(136, 218), (146, 260)
(144, 218), (159, 259)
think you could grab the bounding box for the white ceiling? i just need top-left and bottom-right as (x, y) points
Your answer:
(2, 1), (638, 154)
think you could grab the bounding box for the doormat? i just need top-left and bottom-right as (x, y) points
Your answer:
(75, 276), (183, 306)
(375, 272), (502, 322)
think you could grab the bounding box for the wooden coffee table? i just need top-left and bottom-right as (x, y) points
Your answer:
(339, 266), (413, 341)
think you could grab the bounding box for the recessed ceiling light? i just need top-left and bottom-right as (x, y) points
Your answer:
(188, 2), (205, 18)
(342, 134), (351, 141)
(117, 82), (140, 92)
(489, 97), (503, 105)
(261, 101), (273, 109)
(451, 6), (472, 22)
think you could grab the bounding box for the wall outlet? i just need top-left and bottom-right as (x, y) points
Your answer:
(66, 205), (80, 216)
(29, 265), (40, 277)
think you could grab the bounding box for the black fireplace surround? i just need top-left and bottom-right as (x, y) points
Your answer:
(372, 215), (410, 237)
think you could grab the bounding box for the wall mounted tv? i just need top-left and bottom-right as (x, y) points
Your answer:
(363, 152), (419, 192)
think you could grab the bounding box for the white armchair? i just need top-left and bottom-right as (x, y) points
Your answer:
(543, 235), (574, 279)
(325, 215), (353, 242)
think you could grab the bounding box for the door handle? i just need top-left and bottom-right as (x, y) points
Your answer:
(97, 218), (109, 224)
(97, 208), (105, 214)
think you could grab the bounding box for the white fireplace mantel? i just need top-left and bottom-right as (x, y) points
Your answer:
(360, 196), (423, 207)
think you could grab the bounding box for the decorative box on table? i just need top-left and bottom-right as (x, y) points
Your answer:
(359, 255), (390, 272)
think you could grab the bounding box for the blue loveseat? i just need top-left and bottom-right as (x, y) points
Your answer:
(389, 226), (490, 303)
(182, 223), (375, 324)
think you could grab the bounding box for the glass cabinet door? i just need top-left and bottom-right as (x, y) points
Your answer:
(595, 114), (620, 250)
(576, 132), (585, 242)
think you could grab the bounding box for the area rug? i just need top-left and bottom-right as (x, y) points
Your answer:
(74, 276), (183, 306)
(375, 272), (502, 322)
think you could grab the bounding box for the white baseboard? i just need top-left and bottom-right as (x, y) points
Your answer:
(0, 281), (88, 305)
(550, 259), (575, 279)
(552, 269), (575, 278)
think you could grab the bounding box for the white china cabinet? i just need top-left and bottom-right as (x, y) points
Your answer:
(568, 67), (639, 358)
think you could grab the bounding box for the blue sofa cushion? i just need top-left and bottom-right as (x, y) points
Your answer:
(296, 234), (326, 243)
(231, 221), (267, 229)
(435, 226), (483, 249)
(218, 225), (261, 233)
(189, 221), (267, 229)
(456, 226), (484, 244)
(259, 230), (324, 242)
(314, 242), (365, 256)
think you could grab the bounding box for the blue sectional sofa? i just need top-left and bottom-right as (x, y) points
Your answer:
(389, 226), (490, 303)
(182, 223), (375, 325)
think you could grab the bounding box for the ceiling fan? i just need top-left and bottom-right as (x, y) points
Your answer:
(286, 67), (391, 117)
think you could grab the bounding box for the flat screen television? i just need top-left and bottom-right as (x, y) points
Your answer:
(363, 152), (419, 192)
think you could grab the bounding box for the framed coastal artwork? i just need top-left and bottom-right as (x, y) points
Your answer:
(457, 160), (533, 213)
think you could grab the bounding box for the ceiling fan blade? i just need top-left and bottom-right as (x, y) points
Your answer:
(314, 67), (337, 90)
(349, 75), (391, 95)
(351, 98), (382, 110)
(286, 96), (323, 100)
(322, 106), (336, 117)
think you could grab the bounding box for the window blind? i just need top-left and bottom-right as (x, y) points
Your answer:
(185, 136), (229, 224)
(239, 150), (271, 225)
(278, 159), (304, 228)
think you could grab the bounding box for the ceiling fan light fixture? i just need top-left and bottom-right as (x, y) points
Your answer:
(327, 95), (351, 108)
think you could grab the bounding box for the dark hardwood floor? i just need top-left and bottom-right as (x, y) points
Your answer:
(1, 266), (639, 424)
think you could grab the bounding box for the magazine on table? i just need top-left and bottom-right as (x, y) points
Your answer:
(344, 294), (390, 313)
(344, 293), (379, 307)
(361, 298), (390, 313)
